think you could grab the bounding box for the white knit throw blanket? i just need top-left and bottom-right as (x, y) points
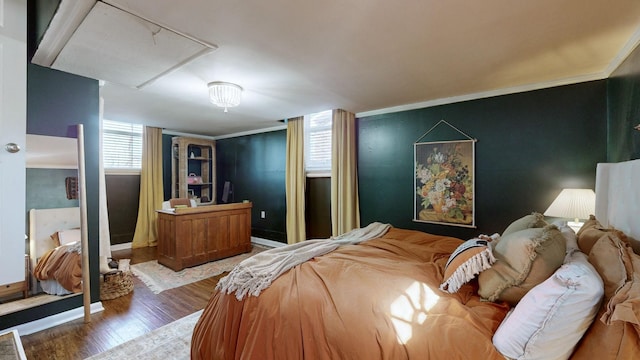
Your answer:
(216, 222), (392, 300)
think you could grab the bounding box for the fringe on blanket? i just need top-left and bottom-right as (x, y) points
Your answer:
(216, 222), (392, 300)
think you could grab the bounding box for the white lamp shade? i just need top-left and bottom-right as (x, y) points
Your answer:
(543, 188), (596, 221)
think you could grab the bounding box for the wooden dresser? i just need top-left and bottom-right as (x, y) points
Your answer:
(156, 202), (252, 271)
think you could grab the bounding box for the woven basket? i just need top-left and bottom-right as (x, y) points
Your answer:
(100, 270), (134, 300)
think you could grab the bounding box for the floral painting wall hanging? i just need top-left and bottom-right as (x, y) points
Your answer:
(414, 139), (475, 227)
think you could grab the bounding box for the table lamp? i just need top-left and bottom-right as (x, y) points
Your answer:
(543, 188), (596, 233)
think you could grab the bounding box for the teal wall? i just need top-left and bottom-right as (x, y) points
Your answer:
(26, 168), (79, 211)
(216, 131), (287, 242)
(358, 81), (607, 240)
(607, 43), (640, 162)
(25, 168), (80, 234)
(214, 81), (608, 243)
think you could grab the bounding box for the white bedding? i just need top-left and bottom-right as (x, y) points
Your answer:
(39, 279), (72, 296)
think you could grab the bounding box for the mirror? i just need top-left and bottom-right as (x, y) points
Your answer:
(0, 129), (89, 317)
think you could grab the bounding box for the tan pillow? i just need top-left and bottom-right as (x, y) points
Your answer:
(588, 232), (633, 300)
(576, 215), (599, 238)
(572, 231), (640, 359)
(570, 306), (640, 359)
(606, 279), (640, 326)
(577, 215), (612, 254)
(595, 232), (640, 326)
(502, 212), (548, 238)
(50, 231), (61, 247)
(478, 225), (566, 305)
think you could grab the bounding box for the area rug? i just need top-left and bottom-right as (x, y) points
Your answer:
(85, 310), (202, 360)
(131, 245), (267, 294)
(0, 330), (26, 360)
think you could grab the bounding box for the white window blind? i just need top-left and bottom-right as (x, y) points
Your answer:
(304, 110), (332, 176)
(103, 119), (143, 170)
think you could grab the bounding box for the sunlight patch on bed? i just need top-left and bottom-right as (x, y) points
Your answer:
(390, 281), (440, 344)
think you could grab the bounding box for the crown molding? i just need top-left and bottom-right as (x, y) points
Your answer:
(603, 24), (640, 77)
(356, 72), (607, 118)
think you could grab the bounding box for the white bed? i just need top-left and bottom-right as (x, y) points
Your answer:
(28, 207), (81, 295)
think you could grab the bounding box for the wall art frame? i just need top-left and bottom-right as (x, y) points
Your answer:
(414, 120), (476, 228)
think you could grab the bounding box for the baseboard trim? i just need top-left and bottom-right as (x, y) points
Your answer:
(111, 242), (132, 251)
(251, 236), (285, 248)
(9, 301), (104, 336)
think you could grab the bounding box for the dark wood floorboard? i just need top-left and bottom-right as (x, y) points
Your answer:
(20, 246), (225, 360)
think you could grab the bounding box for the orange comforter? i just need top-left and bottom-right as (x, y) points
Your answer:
(33, 243), (82, 293)
(191, 228), (510, 359)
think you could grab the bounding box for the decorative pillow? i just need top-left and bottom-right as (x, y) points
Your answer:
(492, 250), (604, 360)
(478, 225), (566, 305)
(50, 231), (61, 247)
(605, 266), (640, 326)
(576, 215), (612, 254)
(588, 231), (632, 301)
(439, 234), (498, 293)
(502, 212), (548, 238)
(57, 228), (82, 246)
(571, 231), (640, 359)
(590, 231), (640, 326)
(570, 308), (639, 359)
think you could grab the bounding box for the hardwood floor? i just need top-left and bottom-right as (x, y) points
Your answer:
(20, 246), (224, 360)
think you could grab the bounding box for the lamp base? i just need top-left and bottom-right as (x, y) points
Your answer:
(567, 221), (584, 233)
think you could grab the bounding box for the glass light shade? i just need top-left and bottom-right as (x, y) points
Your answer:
(208, 81), (243, 112)
(544, 188), (596, 232)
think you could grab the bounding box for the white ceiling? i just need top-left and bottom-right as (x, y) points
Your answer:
(34, 0), (640, 137)
(26, 134), (78, 169)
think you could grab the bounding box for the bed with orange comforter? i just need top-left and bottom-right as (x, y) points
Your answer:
(191, 228), (510, 359)
(32, 242), (82, 294)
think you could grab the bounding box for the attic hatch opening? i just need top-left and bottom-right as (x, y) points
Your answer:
(32, 0), (217, 89)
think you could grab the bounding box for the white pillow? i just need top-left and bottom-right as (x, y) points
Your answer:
(58, 228), (82, 245)
(492, 250), (603, 360)
(555, 223), (579, 256)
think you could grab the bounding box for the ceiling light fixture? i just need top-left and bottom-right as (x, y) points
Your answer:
(208, 81), (243, 112)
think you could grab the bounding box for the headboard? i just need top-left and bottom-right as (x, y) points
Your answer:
(595, 158), (640, 254)
(28, 207), (81, 261)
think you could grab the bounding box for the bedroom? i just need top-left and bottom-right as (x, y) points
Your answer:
(1, 0), (640, 358)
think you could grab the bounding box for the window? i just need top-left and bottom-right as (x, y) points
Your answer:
(304, 110), (332, 176)
(102, 119), (143, 172)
